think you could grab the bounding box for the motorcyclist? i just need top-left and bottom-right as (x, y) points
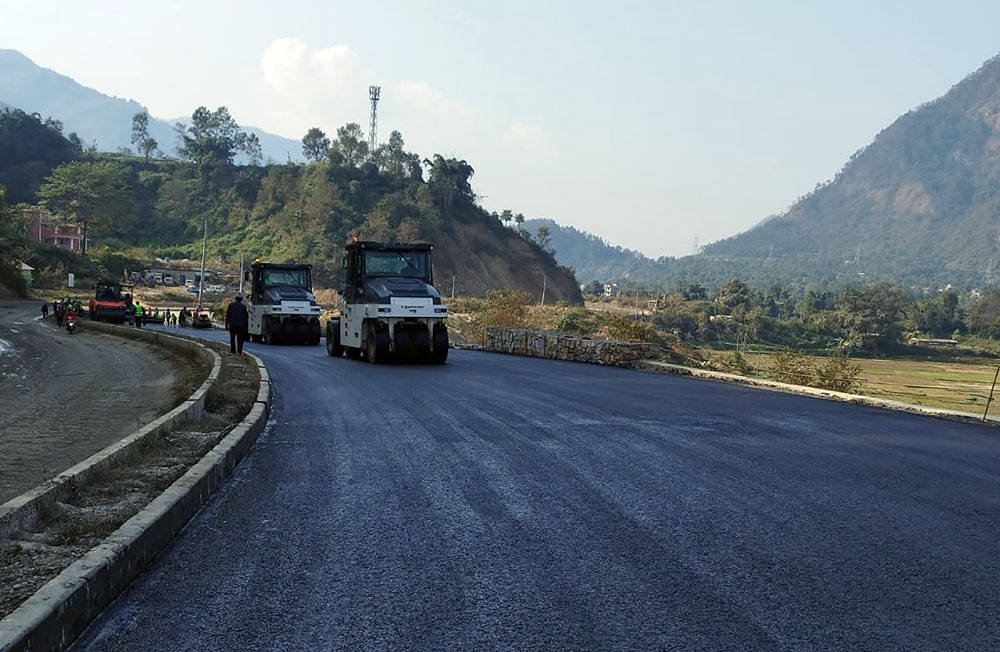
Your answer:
(65, 305), (78, 333)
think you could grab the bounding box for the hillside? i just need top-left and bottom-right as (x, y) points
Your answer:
(700, 53), (1000, 289)
(521, 218), (664, 283)
(0, 111), (581, 303)
(0, 49), (301, 162)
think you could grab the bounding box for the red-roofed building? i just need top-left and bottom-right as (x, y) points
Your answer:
(23, 208), (86, 251)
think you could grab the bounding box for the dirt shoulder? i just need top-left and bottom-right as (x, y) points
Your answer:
(0, 303), (205, 504)
(0, 330), (259, 619)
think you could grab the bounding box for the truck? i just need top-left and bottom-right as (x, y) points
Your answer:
(245, 261), (322, 345)
(88, 278), (128, 323)
(326, 241), (449, 364)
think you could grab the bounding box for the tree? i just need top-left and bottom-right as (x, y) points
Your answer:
(38, 161), (129, 255)
(717, 278), (752, 314)
(514, 213), (525, 232)
(421, 155), (475, 212)
(175, 106), (253, 167)
(0, 185), (28, 296)
(332, 123), (369, 167)
(968, 290), (1000, 338)
(836, 282), (909, 350)
(130, 111), (158, 161)
(536, 225), (552, 250)
(499, 209), (514, 226)
(301, 127), (330, 163)
(244, 132), (262, 166)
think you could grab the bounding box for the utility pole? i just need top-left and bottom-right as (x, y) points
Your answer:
(238, 251), (244, 294)
(368, 85), (380, 158)
(634, 289), (639, 317)
(451, 275), (456, 300)
(540, 274), (547, 306)
(197, 218), (208, 308)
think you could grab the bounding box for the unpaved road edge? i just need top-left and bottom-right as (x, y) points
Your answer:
(0, 329), (271, 652)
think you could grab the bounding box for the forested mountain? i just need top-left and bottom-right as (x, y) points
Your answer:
(698, 53), (1000, 289)
(0, 109), (581, 302)
(534, 53), (1000, 292)
(0, 49), (301, 162)
(521, 218), (662, 283)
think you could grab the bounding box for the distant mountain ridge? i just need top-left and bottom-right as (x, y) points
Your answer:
(539, 53), (1000, 291)
(698, 53), (1000, 289)
(0, 49), (302, 162)
(522, 218), (663, 283)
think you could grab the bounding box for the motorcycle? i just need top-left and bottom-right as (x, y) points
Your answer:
(65, 310), (78, 335)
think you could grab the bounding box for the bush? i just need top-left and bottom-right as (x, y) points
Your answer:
(768, 347), (862, 393)
(605, 313), (653, 342)
(814, 351), (863, 393)
(769, 348), (815, 385)
(483, 288), (531, 328)
(554, 309), (587, 334)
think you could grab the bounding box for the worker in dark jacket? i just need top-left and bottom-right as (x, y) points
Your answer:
(225, 293), (250, 354)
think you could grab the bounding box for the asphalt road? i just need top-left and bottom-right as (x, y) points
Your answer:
(71, 329), (1000, 651)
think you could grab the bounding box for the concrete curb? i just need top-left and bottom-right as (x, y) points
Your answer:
(638, 360), (1000, 427)
(0, 323), (221, 539)
(0, 334), (272, 652)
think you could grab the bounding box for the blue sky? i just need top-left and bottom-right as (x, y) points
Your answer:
(5, 0), (1000, 256)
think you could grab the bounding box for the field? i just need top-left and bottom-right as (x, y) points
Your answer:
(724, 350), (1000, 416)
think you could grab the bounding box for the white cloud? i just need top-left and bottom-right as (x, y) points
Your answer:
(504, 122), (555, 157)
(394, 81), (471, 123)
(261, 38), (358, 96)
(257, 38), (366, 137)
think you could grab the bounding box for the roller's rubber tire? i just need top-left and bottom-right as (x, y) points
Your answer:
(393, 328), (411, 362)
(366, 323), (391, 364)
(326, 322), (344, 357)
(263, 317), (279, 345)
(430, 326), (449, 364)
(413, 328), (430, 363)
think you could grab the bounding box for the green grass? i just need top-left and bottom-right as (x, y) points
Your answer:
(704, 347), (1000, 415)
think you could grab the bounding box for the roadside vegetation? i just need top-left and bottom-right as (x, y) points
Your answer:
(0, 107), (577, 300)
(443, 279), (1000, 414)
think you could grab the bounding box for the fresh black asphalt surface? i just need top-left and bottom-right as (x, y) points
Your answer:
(71, 328), (1000, 651)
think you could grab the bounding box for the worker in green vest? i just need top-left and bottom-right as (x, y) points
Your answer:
(134, 300), (144, 328)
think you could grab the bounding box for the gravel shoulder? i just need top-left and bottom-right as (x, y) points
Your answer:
(0, 321), (258, 619)
(0, 303), (201, 504)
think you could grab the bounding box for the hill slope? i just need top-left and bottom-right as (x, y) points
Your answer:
(0, 111), (580, 303)
(0, 49), (301, 162)
(701, 53), (1000, 288)
(522, 218), (662, 282)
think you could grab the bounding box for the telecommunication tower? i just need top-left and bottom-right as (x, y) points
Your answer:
(368, 85), (380, 155)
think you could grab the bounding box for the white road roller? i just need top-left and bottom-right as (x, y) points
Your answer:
(326, 241), (449, 363)
(245, 262), (323, 345)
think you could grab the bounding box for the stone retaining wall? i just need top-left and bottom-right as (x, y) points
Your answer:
(485, 327), (646, 367)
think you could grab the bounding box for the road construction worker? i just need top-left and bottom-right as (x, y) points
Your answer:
(225, 292), (250, 354)
(134, 300), (144, 328)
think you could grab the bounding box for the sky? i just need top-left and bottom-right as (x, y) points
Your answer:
(5, 0), (1000, 258)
